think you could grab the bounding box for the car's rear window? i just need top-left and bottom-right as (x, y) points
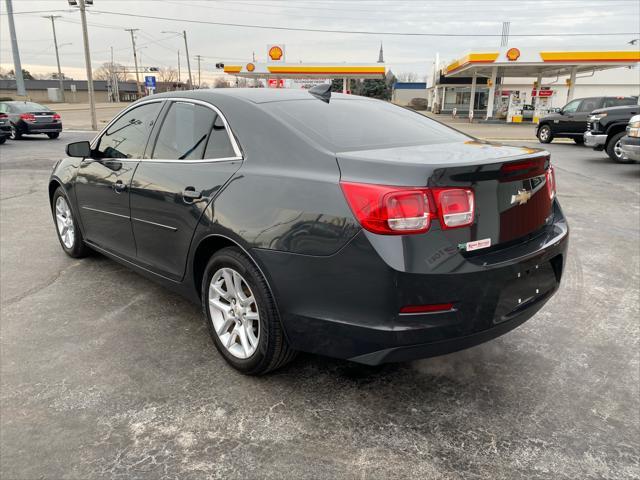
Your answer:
(603, 97), (637, 108)
(10, 102), (50, 112)
(263, 98), (466, 151)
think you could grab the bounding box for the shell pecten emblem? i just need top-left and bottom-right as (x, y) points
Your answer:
(268, 45), (284, 61)
(506, 48), (521, 61)
(246, 63), (255, 72)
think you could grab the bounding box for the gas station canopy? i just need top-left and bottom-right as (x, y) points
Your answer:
(223, 62), (386, 79)
(445, 48), (640, 78)
(439, 47), (640, 120)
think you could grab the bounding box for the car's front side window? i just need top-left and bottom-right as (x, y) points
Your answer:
(152, 102), (218, 160)
(96, 102), (162, 159)
(562, 99), (581, 114)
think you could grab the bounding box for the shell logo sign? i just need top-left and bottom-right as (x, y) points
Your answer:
(246, 63), (255, 72)
(267, 44), (285, 62)
(506, 48), (521, 61)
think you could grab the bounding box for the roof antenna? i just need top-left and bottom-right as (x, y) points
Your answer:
(308, 83), (331, 103)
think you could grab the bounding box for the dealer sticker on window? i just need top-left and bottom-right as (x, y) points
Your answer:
(459, 238), (491, 252)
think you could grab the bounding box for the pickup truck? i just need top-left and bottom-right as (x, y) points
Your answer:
(536, 96), (637, 145)
(620, 115), (640, 162)
(584, 103), (640, 162)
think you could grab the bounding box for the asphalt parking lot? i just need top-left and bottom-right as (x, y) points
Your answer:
(1, 130), (638, 479)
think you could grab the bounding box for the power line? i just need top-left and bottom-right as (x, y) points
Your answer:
(87, 9), (639, 37)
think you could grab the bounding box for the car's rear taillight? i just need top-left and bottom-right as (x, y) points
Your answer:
(0, 113), (7, 119)
(340, 181), (475, 235)
(52, 113), (61, 121)
(20, 113), (36, 122)
(431, 188), (475, 229)
(340, 182), (434, 235)
(546, 166), (556, 200)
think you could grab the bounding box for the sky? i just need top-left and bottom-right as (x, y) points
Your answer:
(1, 0), (639, 86)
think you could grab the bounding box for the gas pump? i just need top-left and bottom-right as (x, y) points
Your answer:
(532, 88), (554, 123)
(506, 90), (523, 123)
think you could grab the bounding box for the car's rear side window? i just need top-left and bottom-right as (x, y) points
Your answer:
(264, 98), (466, 151)
(9, 102), (50, 112)
(603, 97), (637, 108)
(152, 102), (236, 160)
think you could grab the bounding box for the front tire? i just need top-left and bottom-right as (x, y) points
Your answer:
(537, 124), (553, 144)
(47, 132), (60, 139)
(0, 137), (6, 145)
(202, 247), (296, 375)
(606, 131), (629, 163)
(52, 187), (90, 258)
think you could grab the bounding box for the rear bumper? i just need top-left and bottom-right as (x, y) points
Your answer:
(584, 131), (607, 148)
(254, 201), (569, 365)
(620, 135), (640, 161)
(17, 121), (62, 134)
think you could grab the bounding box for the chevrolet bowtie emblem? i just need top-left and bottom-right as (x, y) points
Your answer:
(511, 189), (532, 205)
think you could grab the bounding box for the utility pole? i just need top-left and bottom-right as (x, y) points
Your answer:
(195, 55), (203, 88)
(5, 0), (26, 96)
(77, 0), (97, 130)
(183, 31), (193, 89)
(44, 15), (65, 102)
(125, 28), (142, 97)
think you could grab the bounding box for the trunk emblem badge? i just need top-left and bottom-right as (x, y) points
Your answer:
(511, 189), (532, 205)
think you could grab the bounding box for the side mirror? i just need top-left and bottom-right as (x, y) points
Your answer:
(66, 141), (91, 158)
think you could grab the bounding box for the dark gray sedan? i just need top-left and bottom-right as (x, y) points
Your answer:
(49, 88), (568, 374)
(0, 101), (62, 140)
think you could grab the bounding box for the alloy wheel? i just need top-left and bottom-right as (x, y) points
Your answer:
(539, 127), (549, 141)
(614, 140), (623, 160)
(55, 196), (75, 249)
(208, 267), (260, 359)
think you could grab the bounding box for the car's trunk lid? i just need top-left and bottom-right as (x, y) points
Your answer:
(337, 140), (554, 249)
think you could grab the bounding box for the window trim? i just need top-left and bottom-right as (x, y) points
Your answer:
(90, 97), (243, 164)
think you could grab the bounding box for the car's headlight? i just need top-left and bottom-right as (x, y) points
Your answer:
(628, 120), (640, 138)
(589, 113), (607, 122)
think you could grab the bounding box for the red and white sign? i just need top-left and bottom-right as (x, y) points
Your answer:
(268, 78), (285, 88)
(532, 89), (553, 97)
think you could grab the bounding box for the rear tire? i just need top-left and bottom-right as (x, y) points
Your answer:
(0, 137), (6, 145)
(202, 247), (296, 375)
(9, 126), (21, 140)
(52, 186), (91, 258)
(573, 137), (584, 145)
(537, 124), (553, 144)
(606, 131), (629, 163)
(47, 132), (60, 139)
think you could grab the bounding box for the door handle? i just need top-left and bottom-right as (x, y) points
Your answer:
(182, 187), (203, 201)
(113, 180), (126, 193)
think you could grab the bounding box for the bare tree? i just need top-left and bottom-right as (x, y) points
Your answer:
(213, 77), (230, 88)
(158, 67), (178, 83)
(396, 72), (421, 82)
(94, 62), (130, 82)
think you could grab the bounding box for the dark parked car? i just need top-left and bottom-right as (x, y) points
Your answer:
(0, 113), (11, 144)
(49, 88), (568, 375)
(619, 114), (640, 162)
(584, 103), (640, 162)
(0, 101), (62, 140)
(536, 96), (637, 144)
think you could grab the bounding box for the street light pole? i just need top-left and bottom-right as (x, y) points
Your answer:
(177, 50), (181, 84)
(183, 30), (193, 89)
(45, 15), (65, 102)
(5, 0), (26, 97)
(78, 0), (97, 130)
(195, 54), (203, 88)
(125, 28), (142, 97)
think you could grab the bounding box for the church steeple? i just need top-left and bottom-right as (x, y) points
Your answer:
(377, 43), (384, 63)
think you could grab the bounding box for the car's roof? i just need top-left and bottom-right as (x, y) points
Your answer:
(151, 87), (368, 105)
